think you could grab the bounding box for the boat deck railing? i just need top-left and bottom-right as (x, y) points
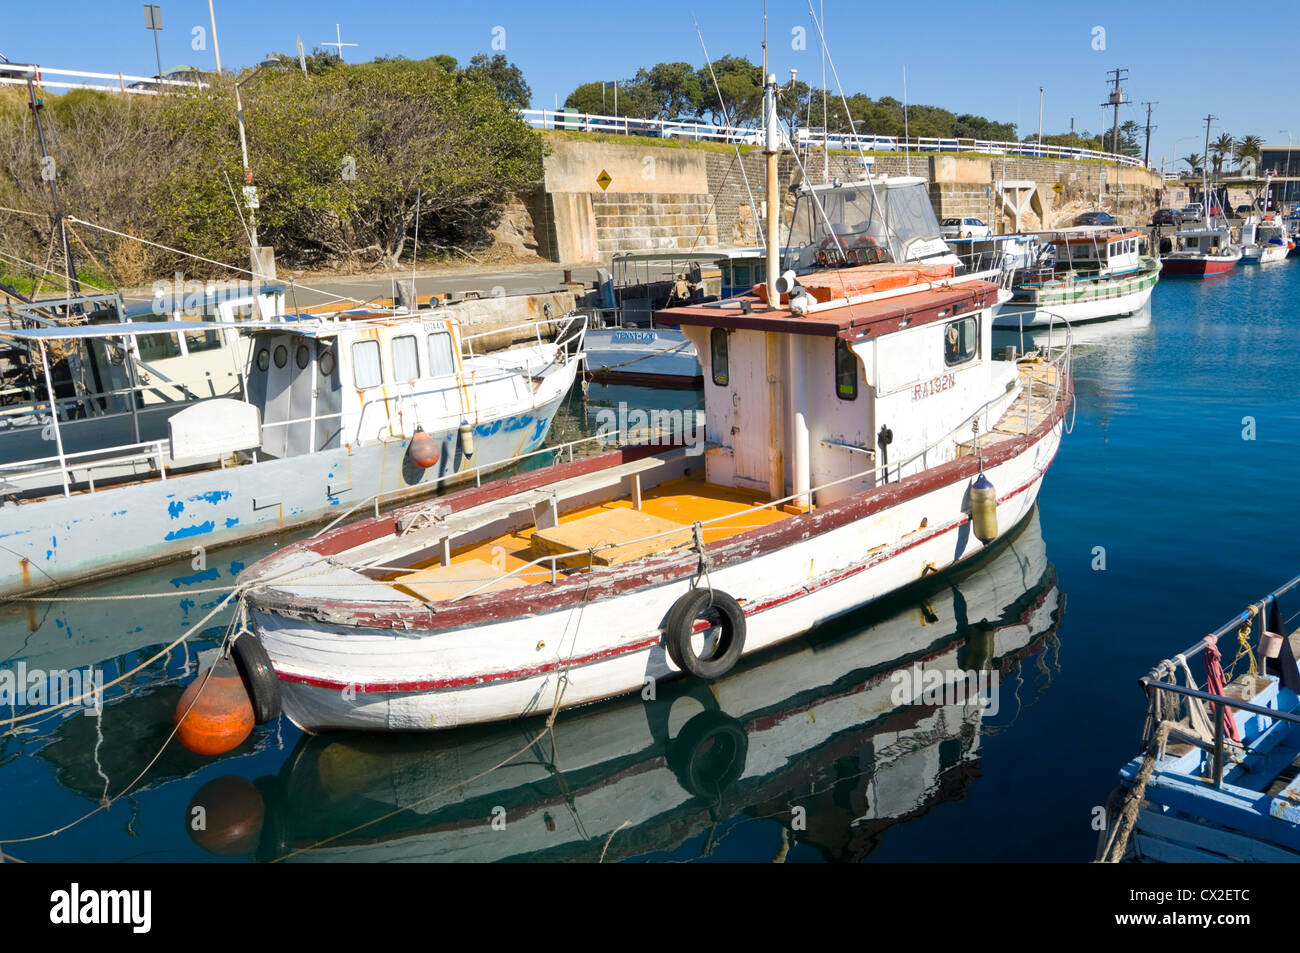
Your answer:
(1137, 573), (1300, 787)
(303, 329), (1072, 602)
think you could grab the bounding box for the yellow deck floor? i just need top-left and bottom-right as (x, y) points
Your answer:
(395, 474), (790, 589)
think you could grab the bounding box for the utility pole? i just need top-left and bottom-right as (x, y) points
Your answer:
(1142, 101), (1157, 168)
(25, 76), (79, 295)
(1100, 68), (1129, 168)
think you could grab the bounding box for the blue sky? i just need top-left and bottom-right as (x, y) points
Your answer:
(5, 0), (1297, 166)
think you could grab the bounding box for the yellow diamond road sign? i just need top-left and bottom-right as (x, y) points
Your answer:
(1053, 182), (1063, 194)
(596, 169), (612, 191)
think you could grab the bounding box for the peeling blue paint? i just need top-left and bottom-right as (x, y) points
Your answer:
(191, 490), (232, 505)
(164, 520), (215, 541)
(502, 414), (534, 433)
(169, 567), (221, 588)
(225, 516), (239, 528)
(476, 419), (503, 437)
(179, 598), (195, 616)
(229, 561), (245, 575)
(168, 500), (184, 519)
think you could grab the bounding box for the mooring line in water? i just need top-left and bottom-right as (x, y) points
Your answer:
(4, 585), (239, 603)
(0, 608), (243, 847)
(0, 590), (243, 730)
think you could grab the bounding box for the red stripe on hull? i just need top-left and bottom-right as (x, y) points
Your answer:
(1161, 256), (1237, 277)
(273, 467), (1048, 694)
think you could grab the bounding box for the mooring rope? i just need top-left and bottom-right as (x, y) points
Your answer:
(1099, 721), (1173, 863)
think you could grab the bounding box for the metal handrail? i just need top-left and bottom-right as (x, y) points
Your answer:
(519, 108), (1147, 167)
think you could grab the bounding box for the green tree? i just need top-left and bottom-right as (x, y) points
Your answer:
(1210, 133), (1235, 174)
(1234, 135), (1263, 176)
(637, 62), (703, 120)
(1180, 153), (1203, 173)
(698, 56), (762, 125)
(462, 53), (532, 109)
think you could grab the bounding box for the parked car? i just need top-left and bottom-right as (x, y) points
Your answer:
(1180, 204), (1203, 221)
(940, 217), (992, 239)
(1236, 204), (1253, 217)
(1151, 208), (1182, 226)
(1074, 211), (1118, 226)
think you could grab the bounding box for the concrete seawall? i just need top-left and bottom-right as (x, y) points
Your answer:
(520, 132), (1166, 261)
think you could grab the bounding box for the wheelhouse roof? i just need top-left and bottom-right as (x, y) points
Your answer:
(0, 320), (279, 342)
(656, 264), (998, 340)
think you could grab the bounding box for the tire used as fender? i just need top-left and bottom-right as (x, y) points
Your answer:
(231, 632), (283, 725)
(662, 588), (746, 680)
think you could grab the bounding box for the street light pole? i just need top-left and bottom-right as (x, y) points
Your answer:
(1037, 86), (1044, 151)
(207, 0), (222, 74)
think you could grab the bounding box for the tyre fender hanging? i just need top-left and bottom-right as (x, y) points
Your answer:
(232, 632), (283, 725)
(662, 588), (746, 680)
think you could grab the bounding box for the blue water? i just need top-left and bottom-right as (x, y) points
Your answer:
(2, 261), (1299, 862)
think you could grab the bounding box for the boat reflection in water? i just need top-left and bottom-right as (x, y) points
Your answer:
(208, 506), (1062, 863)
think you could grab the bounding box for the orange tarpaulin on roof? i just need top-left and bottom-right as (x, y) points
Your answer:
(751, 263), (956, 306)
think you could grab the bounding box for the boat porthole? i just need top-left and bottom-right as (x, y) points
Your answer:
(256, 348), (270, 372)
(296, 345), (311, 370)
(319, 348), (336, 377)
(273, 344), (288, 368)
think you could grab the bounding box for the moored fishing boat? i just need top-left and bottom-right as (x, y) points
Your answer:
(1240, 213), (1291, 264)
(992, 227), (1160, 329)
(1160, 223), (1242, 276)
(1100, 575), (1300, 862)
(235, 75), (1073, 735)
(0, 307), (585, 598)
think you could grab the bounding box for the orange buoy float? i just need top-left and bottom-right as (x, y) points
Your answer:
(186, 775), (265, 856)
(174, 657), (255, 756)
(407, 426), (440, 468)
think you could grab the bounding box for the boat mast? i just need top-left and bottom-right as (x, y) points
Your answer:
(1202, 113), (1215, 229)
(764, 73), (780, 306)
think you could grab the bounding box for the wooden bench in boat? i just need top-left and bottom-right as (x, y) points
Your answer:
(394, 557), (530, 601)
(530, 508), (693, 568)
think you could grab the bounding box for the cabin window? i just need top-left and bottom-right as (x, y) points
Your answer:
(137, 332), (182, 362)
(943, 316), (978, 366)
(273, 344), (288, 368)
(392, 335), (420, 381)
(710, 328), (729, 386)
(318, 346), (336, 378)
(184, 326), (223, 354)
(295, 345), (311, 370)
(427, 332), (455, 377)
(352, 340), (383, 389)
(733, 264), (751, 288)
(255, 348), (270, 372)
(834, 338), (858, 400)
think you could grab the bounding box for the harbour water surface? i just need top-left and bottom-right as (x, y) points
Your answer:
(3, 262), (1299, 861)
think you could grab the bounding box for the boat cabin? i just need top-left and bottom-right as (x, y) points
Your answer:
(1043, 227), (1144, 278)
(244, 309), (578, 460)
(782, 176), (960, 273)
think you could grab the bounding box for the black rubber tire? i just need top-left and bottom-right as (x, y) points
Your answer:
(667, 709), (749, 799)
(663, 588), (746, 680)
(232, 633), (282, 725)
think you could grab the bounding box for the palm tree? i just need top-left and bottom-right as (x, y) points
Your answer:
(1181, 153), (1203, 174)
(1235, 135), (1264, 176)
(1211, 133), (1236, 175)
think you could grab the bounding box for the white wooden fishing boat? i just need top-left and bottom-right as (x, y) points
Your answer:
(993, 227), (1160, 329)
(238, 75), (1073, 734)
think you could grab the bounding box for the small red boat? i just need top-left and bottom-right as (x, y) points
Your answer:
(1161, 225), (1242, 278)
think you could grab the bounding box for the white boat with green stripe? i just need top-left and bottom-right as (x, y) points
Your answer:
(994, 227), (1160, 329)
